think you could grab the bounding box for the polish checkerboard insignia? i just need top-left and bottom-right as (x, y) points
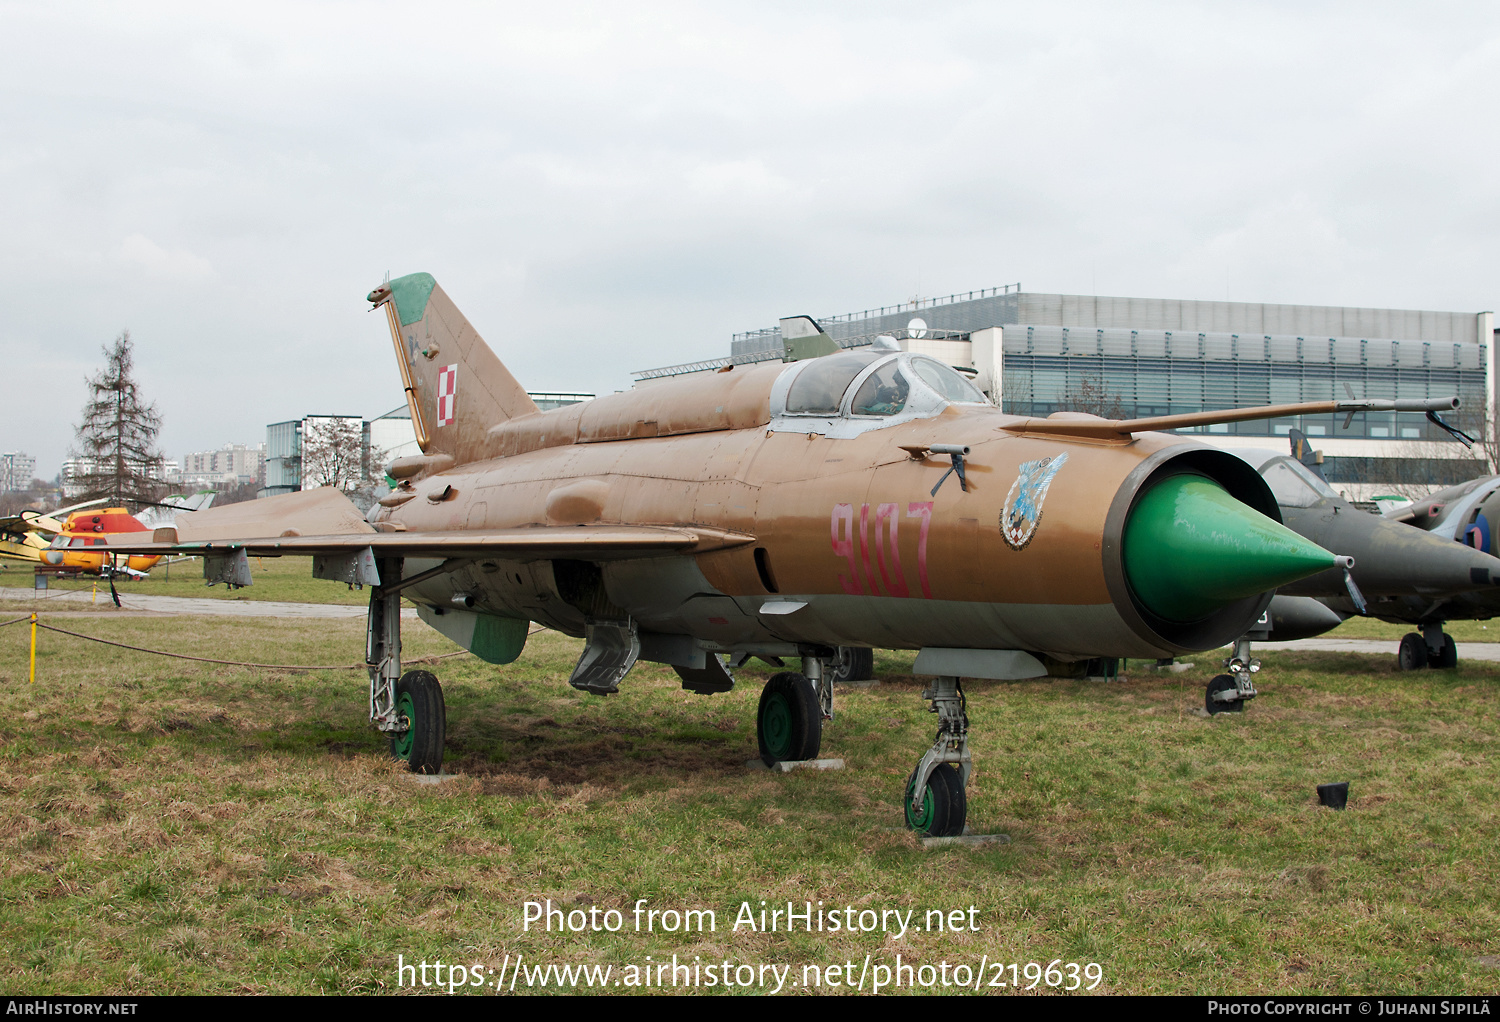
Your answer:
(436, 364), (457, 426)
(1000, 452), (1068, 550)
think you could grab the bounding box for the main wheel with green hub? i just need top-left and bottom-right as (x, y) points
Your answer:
(390, 670), (446, 775)
(757, 671), (821, 766)
(904, 763), (966, 837)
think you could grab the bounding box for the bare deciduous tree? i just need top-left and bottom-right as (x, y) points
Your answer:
(1054, 374), (1129, 420)
(299, 417), (385, 510)
(300, 418), (367, 491)
(1373, 404), (1496, 501)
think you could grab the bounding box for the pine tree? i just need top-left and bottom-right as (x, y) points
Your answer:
(71, 331), (164, 507)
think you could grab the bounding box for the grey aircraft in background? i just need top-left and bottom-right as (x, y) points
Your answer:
(1313, 471), (1500, 669)
(1239, 443), (1500, 672)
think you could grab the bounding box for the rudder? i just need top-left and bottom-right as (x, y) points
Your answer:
(367, 273), (537, 467)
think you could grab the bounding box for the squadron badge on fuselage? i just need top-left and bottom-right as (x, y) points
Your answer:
(1000, 453), (1069, 550)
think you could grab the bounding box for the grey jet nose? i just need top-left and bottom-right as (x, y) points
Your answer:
(1278, 504), (1500, 597)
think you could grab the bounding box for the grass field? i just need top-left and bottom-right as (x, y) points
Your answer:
(2, 612), (1499, 995)
(1323, 617), (1498, 642)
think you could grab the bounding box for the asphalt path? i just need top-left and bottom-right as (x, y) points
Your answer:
(0, 586), (416, 619)
(1254, 637), (1500, 662)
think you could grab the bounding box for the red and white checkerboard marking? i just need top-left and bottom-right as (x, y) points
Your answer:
(436, 364), (457, 426)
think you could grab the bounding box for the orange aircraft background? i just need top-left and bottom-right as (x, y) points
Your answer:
(40, 508), (160, 578)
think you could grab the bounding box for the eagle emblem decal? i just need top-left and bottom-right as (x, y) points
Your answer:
(1000, 453), (1069, 550)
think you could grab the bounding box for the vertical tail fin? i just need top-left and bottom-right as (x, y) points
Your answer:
(367, 273), (538, 467)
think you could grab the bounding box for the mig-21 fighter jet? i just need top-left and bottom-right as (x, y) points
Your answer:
(109, 273), (1466, 835)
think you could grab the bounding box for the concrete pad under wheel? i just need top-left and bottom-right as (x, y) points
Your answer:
(407, 772), (463, 784)
(744, 758), (846, 773)
(921, 832), (1011, 849)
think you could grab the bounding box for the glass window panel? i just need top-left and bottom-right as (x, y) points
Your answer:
(1262, 461), (1324, 507)
(1269, 377), (1300, 404)
(850, 363), (911, 416)
(1035, 370), (1066, 403)
(1300, 375), (1334, 401)
(786, 352), (884, 414)
(1136, 371), (1169, 403)
(1235, 370), (1270, 407)
(910, 358), (987, 403)
(1169, 372), (1203, 407)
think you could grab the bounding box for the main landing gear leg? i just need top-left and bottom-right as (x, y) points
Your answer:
(807, 655), (833, 723)
(904, 676), (970, 837)
(756, 662), (822, 767)
(367, 556), (446, 774)
(1424, 622), (1457, 669)
(1397, 624), (1455, 670)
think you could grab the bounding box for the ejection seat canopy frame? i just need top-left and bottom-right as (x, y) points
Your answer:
(767, 351), (990, 438)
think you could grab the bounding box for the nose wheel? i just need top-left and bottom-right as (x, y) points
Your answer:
(905, 763), (966, 837)
(1206, 638), (1259, 715)
(1205, 674), (1243, 715)
(1397, 633), (1426, 670)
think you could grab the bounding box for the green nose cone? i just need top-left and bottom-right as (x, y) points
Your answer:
(1123, 474), (1337, 623)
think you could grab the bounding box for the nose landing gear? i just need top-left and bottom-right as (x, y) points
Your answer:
(904, 676), (970, 837)
(1206, 637), (1260, 716)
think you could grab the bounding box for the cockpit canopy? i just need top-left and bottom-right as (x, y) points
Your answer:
(1237, 451), (1342, 508)
(775, 351), (988, 435)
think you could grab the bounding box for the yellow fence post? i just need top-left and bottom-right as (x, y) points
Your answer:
(29, 612), (37, 685)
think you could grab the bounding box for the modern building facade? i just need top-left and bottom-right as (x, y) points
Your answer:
(59, 457), (178, 499)
(638, 287), (1496, 499)
(0, 452), (36, 492)
(259, 415), (366, 498)
(176, 443), (266, 489)
(260, 393), (596, 499)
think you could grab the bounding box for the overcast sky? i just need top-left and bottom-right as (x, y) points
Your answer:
(3, 2), (1497, 477)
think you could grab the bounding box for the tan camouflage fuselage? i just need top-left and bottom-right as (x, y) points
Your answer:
(373, 357), (1262, 660)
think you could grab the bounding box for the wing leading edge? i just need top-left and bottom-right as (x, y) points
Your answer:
(102, 524), (754, 562)
(98, 487), (752, 563)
